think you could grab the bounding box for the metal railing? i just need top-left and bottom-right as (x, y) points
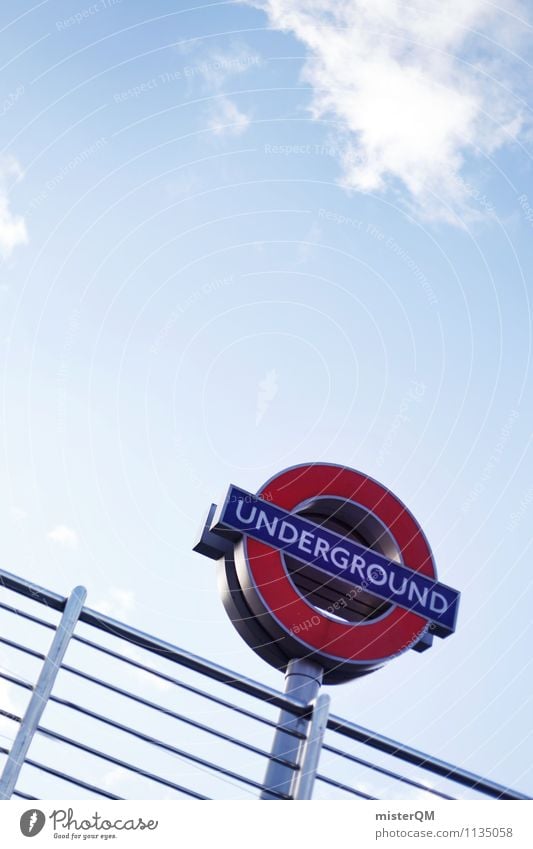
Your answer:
(0, 568), (530, 801)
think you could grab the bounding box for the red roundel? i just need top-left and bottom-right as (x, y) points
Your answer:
(243, 463), (435, 666)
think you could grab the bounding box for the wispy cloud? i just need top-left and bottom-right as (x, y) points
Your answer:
(248, 0), (528, 221)
(9, 506), (27, 524)
(94, 587), (136, 620)
(102, 766), (131, 789)
(296, 220), (322, 264)
(196, 44), (261, 91)
(256, 369), (279, 425)
(0, 156), (28, 257)
(208, 97), (251, 137)
(125, 647), (172, 692)
(47, 524), (79, 548)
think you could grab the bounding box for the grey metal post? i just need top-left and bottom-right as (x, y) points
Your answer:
(0, 585), (87, 799)
(291, 693), (330, 800)
(261, 658), (323, 800)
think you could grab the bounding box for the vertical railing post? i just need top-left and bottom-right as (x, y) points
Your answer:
(291, 693), (330, 800)
(0, 585), (87, 799)
(261, 658), (323, 800)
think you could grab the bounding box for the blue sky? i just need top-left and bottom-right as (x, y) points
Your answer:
(0, 0), (532, 798)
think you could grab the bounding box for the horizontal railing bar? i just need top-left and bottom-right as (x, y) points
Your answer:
(0, 635), (303, 740)
(0, 745), (123, 800)
(0, 709), (20, 725)
(0, 670), (297, 768)
(56, 695), (297, 770)
(70, 632), (306, 739)
(0, 571), (65, 610)
(0, 593), (266, 772)
(2, 568), (530, 802)
(13, 790), (39, 800)
(0, 675), (456, 802)
(322, 742), (455, 800)
(78, 606), (306, 716)
(0, 568), (306, 717)
(33, 726), (215, 800)
(0, 601), (56, 631)
(43, 717), (287, 798)
(0, 676), (287, 799)
(0, 706), (212, 801)
(0, 635), (45, 660)
(60, 661), (303, 751)
(36, 724), (287, 800)
(0, 672), (30, 689)
(327, 716), (531, 801)
(0, 707), (21, 724)
(316, 774), (377, 799)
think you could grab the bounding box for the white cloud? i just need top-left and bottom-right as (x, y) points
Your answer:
(197, 44), (261, 90)
(0, 157), (28, 257)
(124, 647), (172, 692)
(247, 0), (527, 220)
(256, 369), (279, 425)
(208, 97), (251, 137)
(102, 766), (131, 789)
(94, 587), (136, 620)
(9, 507), (27, 523)
(47, 524), (79, 548)
(296, 220), (323, 264)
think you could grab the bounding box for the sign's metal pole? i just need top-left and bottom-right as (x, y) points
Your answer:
(261, 657), (323, 800)
(0, 585), (86, 800)
(291, 692), (330, 800)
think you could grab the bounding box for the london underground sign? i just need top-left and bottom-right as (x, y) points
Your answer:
(215, 486), (458, 636)
(194, 463), (460, 684)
